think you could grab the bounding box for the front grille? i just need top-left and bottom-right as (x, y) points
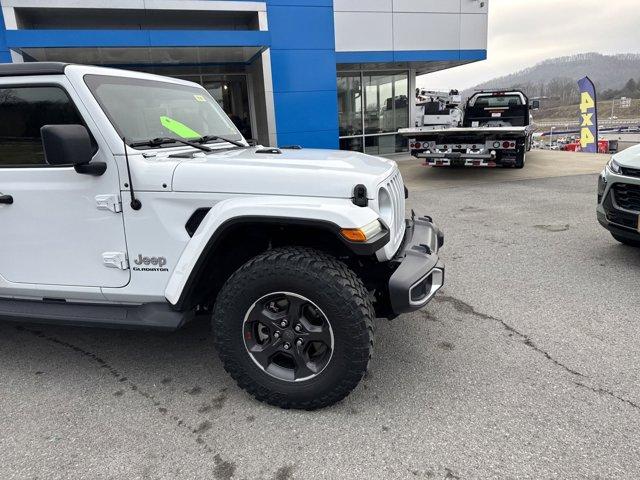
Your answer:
(621, 166), (640, 178)
(604, 189), (638, 230)
(383, 170), (406, 248)
(613, 183), (640, 212)
(606, 208), (637, 229)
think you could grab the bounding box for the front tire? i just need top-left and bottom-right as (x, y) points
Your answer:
(212, 247), (374, 410)
(611, 232), (640, 247)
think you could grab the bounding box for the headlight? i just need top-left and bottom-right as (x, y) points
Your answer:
(607, 158), (621, 174)
(340, 220), (383, 242)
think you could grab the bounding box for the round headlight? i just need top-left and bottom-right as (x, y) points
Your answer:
(378, 187), (394, 228)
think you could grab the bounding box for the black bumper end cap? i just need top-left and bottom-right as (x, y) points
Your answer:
(388, 216), (444, 315)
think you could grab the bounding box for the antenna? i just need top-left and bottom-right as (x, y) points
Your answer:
(123, 138), (142, 211)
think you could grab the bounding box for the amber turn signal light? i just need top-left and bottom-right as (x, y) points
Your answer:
(340, 220), (383, 243)
(341, 228), (368, 242)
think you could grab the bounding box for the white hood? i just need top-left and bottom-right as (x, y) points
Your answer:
(171, 147), (398, 198)
(612, 143), (640, 169)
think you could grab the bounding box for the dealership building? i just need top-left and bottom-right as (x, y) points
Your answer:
(0, 0), (488, 153)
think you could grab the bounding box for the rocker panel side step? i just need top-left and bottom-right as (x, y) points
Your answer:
(0, 298), (185, 331)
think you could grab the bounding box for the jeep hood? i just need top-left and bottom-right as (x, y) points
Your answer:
(613, 143), (640, 168)
(171, 147), (397, 198)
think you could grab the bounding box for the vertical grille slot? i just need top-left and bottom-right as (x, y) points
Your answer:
(384, 170), (406, 248)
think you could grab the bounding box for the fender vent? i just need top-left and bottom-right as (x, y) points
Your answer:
(185, 208), (211, 237)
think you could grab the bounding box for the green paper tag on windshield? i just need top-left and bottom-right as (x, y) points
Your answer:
(160, 116), (201, 139)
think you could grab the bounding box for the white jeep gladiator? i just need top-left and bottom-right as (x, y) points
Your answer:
(0, 63), (444, 409)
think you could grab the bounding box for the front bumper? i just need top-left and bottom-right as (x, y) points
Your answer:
(388, 214), (444, 314)
(597, 170), (640, 241)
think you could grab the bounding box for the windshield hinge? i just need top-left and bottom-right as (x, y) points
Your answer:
(102, 252), (129, 270)
(96, 194), (122, 213)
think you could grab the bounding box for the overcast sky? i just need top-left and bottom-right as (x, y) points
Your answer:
(417, 0), (640, 90)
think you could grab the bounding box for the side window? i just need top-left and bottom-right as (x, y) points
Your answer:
(0, 86), (84, 166)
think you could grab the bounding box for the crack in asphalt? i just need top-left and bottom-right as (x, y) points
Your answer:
(434, 295), (586, 378)
(433, 295), (640, 412)
(13, 325), (239, 478)
(573, 381), (640, 411)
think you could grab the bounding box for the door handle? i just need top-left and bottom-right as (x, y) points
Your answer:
(0, 194), (13, 205)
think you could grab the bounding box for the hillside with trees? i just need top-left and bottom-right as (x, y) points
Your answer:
(465, 53), (640, 120)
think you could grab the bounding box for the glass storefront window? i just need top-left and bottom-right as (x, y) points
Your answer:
(337, 73), (363, 137)
(203, 76), (252, 140)
(338, 70), (409, 154)
(364, 72), (409, 134)
(393, 74), (409, 131)
(339, 136), (363, 152)
(364, 134), (408, 156)
(364, 73), (391, 134)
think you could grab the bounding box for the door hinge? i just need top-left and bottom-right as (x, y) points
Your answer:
(96, 194), (122, 213)
(102, 252), (129, 270)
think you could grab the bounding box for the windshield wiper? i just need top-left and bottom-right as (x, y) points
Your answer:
(129, 137), (212, 152)
(196, 135), (247, 148)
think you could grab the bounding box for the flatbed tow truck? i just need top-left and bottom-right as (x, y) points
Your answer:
(400, 90), (539, 169)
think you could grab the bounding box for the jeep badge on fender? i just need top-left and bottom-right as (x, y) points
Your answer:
(134, 254), (167, 267)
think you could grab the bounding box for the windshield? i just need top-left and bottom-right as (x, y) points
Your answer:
(84, 74), (243, 148)
(472, 94), (523, 108)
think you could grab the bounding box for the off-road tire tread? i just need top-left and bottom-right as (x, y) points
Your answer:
(212, 246), (374, 410)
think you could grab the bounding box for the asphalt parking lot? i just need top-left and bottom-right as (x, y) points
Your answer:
(3, 150), (639, 480)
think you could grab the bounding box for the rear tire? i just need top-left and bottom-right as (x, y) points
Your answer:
(514, 150), (526, 169)
(611, 232), (640, 247)
(212, 247), (374, 410)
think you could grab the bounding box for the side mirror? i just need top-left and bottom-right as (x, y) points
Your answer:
(41, 124), (106, 176)
(530, 100), (540, 111)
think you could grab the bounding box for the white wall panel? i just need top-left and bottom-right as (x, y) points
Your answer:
(333, 0), (488, 54)
(460, 13), (487, 49)
(334, 12), (393, 52)
(392, 0), (461, 13)
(461, 0), (488, 14)
(3, 0), (144, 7)
(393, 13), (460, 51)
(1, 7), (17, 29)
(145, 0), (266, 11)
(334, 0), (392, 12)
(3, 0), (266, 10)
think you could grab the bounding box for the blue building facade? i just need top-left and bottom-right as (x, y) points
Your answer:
(268, 1), (339, 148)
(0, 0), (488, 151)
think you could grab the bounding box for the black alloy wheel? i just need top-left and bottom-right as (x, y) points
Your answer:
(243, 292), (334, 382)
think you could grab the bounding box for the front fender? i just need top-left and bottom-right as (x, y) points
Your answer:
(164, 196), (380, 306)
